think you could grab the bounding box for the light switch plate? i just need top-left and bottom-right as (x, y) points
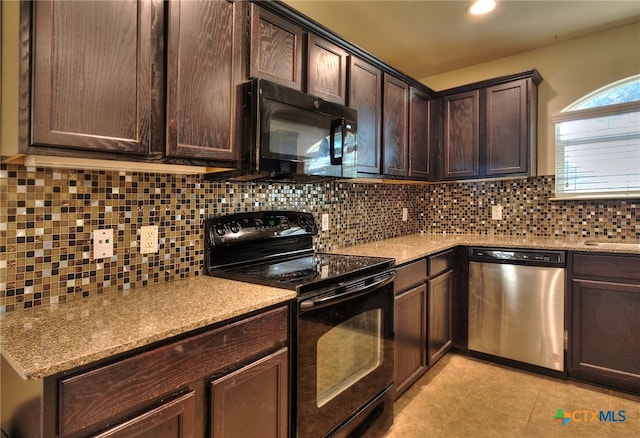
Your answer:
(321, 214), (330, 232)
(140, 225), (159, 254)
(402, 207), (408, 222)
(93, 228), (114, 259)
(491, 204), (503, 220)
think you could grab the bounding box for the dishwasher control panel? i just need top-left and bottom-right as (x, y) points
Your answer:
(469, 248), (565, 265)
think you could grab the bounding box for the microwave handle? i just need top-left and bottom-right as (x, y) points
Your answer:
(329, 118), (344, 165)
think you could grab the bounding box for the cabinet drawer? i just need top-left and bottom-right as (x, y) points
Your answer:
(572, 253), (640, 281)
(58, 306), (288, 437)
(428, 250), (455, 277)
(394, 259), (427, 294)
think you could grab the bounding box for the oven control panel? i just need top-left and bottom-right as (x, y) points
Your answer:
(254, 215), (290, 232)
(205, 211), (318, 246)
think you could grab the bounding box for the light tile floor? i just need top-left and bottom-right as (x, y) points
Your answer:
(384, 354), (640, 438)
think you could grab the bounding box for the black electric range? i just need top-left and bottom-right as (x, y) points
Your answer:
(204, 211), (397, 438)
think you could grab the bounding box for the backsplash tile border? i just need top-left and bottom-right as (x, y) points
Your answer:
(1, 162), (638, 312)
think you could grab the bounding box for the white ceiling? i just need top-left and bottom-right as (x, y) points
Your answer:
(282, 0), (640, 81)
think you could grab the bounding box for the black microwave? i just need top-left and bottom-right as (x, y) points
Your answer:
(243, 79), (358, 179)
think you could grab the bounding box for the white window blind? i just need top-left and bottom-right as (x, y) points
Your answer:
(553, 77), (640, 200)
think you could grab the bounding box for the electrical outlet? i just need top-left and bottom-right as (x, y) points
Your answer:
(93, 228), (114, 259)
(491, 204), (503, 220)
(140, 225), (159, 254)
(402, 207), (408, 222)
(321, 214), (330, 232)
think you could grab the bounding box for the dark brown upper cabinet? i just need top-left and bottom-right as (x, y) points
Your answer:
(348, 56), (382, 175)
(166, 0), (246, 161)
(307, 34), (348, 104)
(31, 0), (160, 155)
(383, 74), (409, 177)
(20, 0), (438, 170)
(439, 70), (542, 180)
(485, 79), (533, 176)
(409, 87), (432, 180)
(442, 90), (480, 179)
(250, 4), (304, 91)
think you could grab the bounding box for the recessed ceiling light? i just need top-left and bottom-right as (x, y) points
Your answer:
(468, 0), (497, 15)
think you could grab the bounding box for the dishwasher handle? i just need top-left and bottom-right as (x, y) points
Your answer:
(469, 247), (565, 266)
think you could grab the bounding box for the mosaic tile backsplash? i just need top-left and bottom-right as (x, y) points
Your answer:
(1, 163), (638, 312)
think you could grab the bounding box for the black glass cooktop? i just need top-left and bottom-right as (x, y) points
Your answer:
(211, 252), (394, 295)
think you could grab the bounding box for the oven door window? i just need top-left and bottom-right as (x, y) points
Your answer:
(317, 308), (382, 407)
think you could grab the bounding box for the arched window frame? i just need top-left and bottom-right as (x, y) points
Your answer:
(552, 75), (640, 200)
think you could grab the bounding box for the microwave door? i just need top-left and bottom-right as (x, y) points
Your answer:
(261, 100), (343, 177)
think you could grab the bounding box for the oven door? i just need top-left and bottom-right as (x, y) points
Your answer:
(295, 270), (395, 438)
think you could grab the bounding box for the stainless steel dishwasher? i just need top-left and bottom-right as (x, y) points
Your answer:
(468, 247), (566, 372)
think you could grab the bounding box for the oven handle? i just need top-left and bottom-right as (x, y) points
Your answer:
(299, 271), (395, 312)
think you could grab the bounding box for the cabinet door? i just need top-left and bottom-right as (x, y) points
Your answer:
(210, 348), (288, 438)
(409, 87), (432, 180)
(167, 0), (245, 160)
(93, 391), (196, 438)
(485, 79), (528, 176)
(394, 284), (427, 398)
(428, 270), (453, 366)
(250, 5), (304, 90)
(571, 279), (640, 393)
(443, 90), (479, 179)
(31, 0), (156, 155)
(307, 34), (347, 104)
(383, 74), (409, 177)
(349, 56), (382, 175)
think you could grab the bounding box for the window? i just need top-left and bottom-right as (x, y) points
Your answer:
(553, 75), (640, 199)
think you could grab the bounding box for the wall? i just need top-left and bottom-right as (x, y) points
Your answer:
(1, 162), (638, 312)
(422, 21), (640, 175)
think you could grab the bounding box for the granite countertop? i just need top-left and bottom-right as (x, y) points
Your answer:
(336, 233), (640, 265)
(2, 233), (638, 381)
(0, 276), (296, 380)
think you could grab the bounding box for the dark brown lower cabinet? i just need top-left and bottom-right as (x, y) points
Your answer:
(570, 253), (640, 394)
(394, 283), (428, 398)
(93, 391), (197, 438)
(210, 349), (288, 438)
(2, 306), (289, 438)
(428, 269), (453, 366)
(393, 259), (428, 399)
(393, 251), (455, 399)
